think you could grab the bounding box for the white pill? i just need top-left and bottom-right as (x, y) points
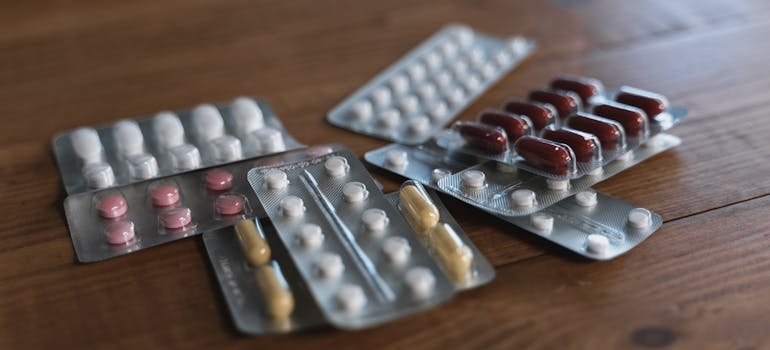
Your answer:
(427, 101), (449, 121)
(335, 284), (366, 314)
(441, 41), (459, 59)
(462, 73), (482, 92)
(70, 127), (103, 164)
(362, 208), (389, 232)
(575, 190), (598, 207)
(587, 166), (604, 177)
(314, 253), (344, 280)
(342, 182), (368, 203)
(191, 104), (225, 143)
(511, 189), (535, 207)
(378, 109), (401, 129)
(408, 115), (431, 134)
(169, 144), (201, 170)
(296, 224), (324, 251)
(445, 86), (465, 106)
(350, 100), (373, 122)
(82, 162), (115, 189)
(453, 26), (474, 48)
(546, 178), (569, 191)
(371, 86), (392, 109)
(506, 36), (528, 54)
(434, 70), (453, 90)
(279, 196), (305, 217)
(264, 169), (289, 190)
(127, 153), (158, 180)
(252, 127), (286, 154)
(230, 97), (264, 136)
(531, 212), (554, 233)
(152, 112), (185, 150)
(494, 50), (512, 67)
(616, 151), (634, 162)
(431, 168), (451, 182)
(390, 74), (410, 96)
(408, 62), (427, 83)
(417, 82), (438, 102)
(461, 170), (485, 188)
(467, 48), (486, 67)
(586, 234), (610, 255)
(386, 149), (408, 168)
(382, 236), (411, 267)
(480, 62), (497, 80)
(405, 267), (436, 299)
(451, 60), (469, 78)
(628, 208), (652, 229)
(398, 95), (420, 115)
(496, 162), (517, 173)
(112, 120), (144, 157)
(324, 156), (349, 178)
(424, 51), (443, 72)
(211, 135), (243, 162)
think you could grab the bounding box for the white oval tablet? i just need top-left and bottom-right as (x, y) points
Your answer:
(324, 156), (349, 178)
(405, 266), (436, 299)
(362, 208), (389, 233)
(264, 169), (289, 190)
(461, 170), (485, 188)
(342, 182), (368, 203)
(279, 196), (305, 217)
(382, 236), (411, 267)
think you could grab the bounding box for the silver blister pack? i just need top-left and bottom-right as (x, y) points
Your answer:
(363, 141), (479, 188)
(247, 148), (455, 329)
(327, 24), (536, 145)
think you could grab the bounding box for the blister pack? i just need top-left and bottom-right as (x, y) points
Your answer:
(53, 97), (302, 195)
(327, 24), (536, 145)
(247, 147), (455, 329)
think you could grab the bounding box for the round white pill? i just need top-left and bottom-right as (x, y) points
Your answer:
(586, 234), (610, 255)
(362, 208), (389, 232)
(451, 60), (469, 78)
(399, 95), (420, 115)
(511, 189), (535, 207)
(324, 156), (349, 178)
(575, 190), (598, 207)
(335, 284), (366, 314)
(405, 267), (436, 299)
(431, 168), (451, 182)
(127, 153), (159, 180)
(191, 104), (225, 143)
(616, 150), (634, 162)
(279, 196), (305, 217)
(587, 166), (604, 177)
(531, 212), (554, 233)
(314, 253), (344, 280)
(264, 169), (288, 190)
(546, 178), (569, 191)
(628, 208), (652, 230)
(424, 51), (443, 72)
(386, 149), (408, 168)
(445, 86), (465, 106)
(408, 62), (427, 83)
(112, 120), (144, 157)
(382, 236), (411, 267)
(441, 40), (459, 59)
(408, 115), (430, 134)
(480, 62), (497, 80)
(82, 162), (115, 189)
(70, 127), (103, 164)
(152, 111), (185, 150)
(378, 109), (401, 129)
(169, 144), (201, 170)
(467, 48), (486, 67)
(350, 100), (373, 122)
(427, 101), (449, 121)
(496, 163), (516, 173)
(371, 86), (392, 109)
(434, 70), (453, 90)
(390, 74), (410, 96)
(296, 224), (324, 250)
(494, 50), (512, 67)
(461, 170), (485, 188)
(211, 135), (243, 162)
(417, 82), (438, 102)
(342, 182), (368, 203)
(453, 26), (474, 48)
(230, 97), (264, 136)
(506, 36), (528, 54)
(463, 73), (482, 92)
(253, 127), (286, 154)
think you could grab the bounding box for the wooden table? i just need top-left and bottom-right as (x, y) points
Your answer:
(2, 0), (769, 348)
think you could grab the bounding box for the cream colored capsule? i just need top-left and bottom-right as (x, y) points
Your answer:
(254, 263), (295, 320)
(399, 184), (440, 234)
(430, 223), (473, 282)
(235, 219), (271, 266)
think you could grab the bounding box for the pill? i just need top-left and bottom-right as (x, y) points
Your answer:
(399, 184), (440, 233)
(511, 189), (535, 207)
(234, 219), (272, 266)
(296, 223), (324, 251)
(453, 121), (508, 154)
(408, 115), (431, 134)
(314, 253), (344, 280)
(628, 208), (652, 229)
(431, 168), (451, 182)
(211, 135), (243, 162)
(229, 97), (264, 136)
(104, 220), (135, 245)
(586, 234), (609, 255)
(372, 86), (392, 109)
(542, 127), (601, 162)
(441, 40), (459, 59)
(616, 150), (634, 162)
(514, 136), (574, 175)
(478, 110), (532, 143)
(127, 153), (159, 180)
(342, 182), (369, 203)
(416, 82), (438, 101)
(399, 95), (420, 115)
(506, 36), (528, 54)
(324, 156), (349, 178)
(424, 51), (443, 72)
(445, 86), (466, 106)
(434, 70), (453, 90)
(191, 104), (225, 144)
(390, 74), (410, 96)
(528, 88), (581, 119)
(280, 196), (305, 217)
(427, 100), (449, 120)
(204, 169), (233, 191)
(530, 212), (554, 233)
(252, 127), (286, 154)
(462, 73), (482, 92)
(378, 109), (401, 129)
(480, 62), (497, 80)
(335, 284), (366, 314)
(496, 162), (517, 173)
(546, 178), (569, 191)
(592, 101), (648, 137)
(405, 266), (436, 299)
(575, 190), (598, 207)
(254, 263), (294, 320)
(112, 120), (144, 157)
(264, 169), (288, 190)
(494, 50), (512, 67)
(587, 166), (604, 176)
(83, 163), (115, 189)
(169, 144), (201, 170)
(431, 223), (473, 282)
(350, 100), (373, 121)
(451, 60), (469, 78)
(408, 62), (427, 83)
(567, 113), (625, 151)
(386, 149), (408, 168)
(615, 86), (669, 119)
(152, 112), (185, 150)
(362, 208), (389, 232)
(549, 75), (604, 104)
(503, 99), (556, 130)
(215, 194), (245, 215)
(70, 127), (103, 164)
(461, 169), (486, 188)
(151, 184), (180, 207)
(466, 47), (486, 67)
(97, 194), (128, 219)
(453, 26), (474, 48)
(382, 236), (411, 267)
(160, 207), (192, 229)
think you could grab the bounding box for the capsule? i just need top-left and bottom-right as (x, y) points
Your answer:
(478, 110), (532, 142)
(567, 113), (625, 151)
(592, 101), (648, 137)
(430, 223), (473, 283)
(235, 219), (272, 266)
(549, 75), (604, 104)
(453, 121), (508, 154)
(528, 88), (581, 119)
(254, 262), (295, 320)
(399, 184), (440, 233)
(542, 128), (600, 162)
(514, 136), (574, 175)
(502, 99), (556, 130)
(614, 86), (669, 119)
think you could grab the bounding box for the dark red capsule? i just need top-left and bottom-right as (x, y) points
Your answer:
(478, 110), (531, 142)
(592, 102), (647, 137)
(514, 136), (573, 175)
(614, 86), (669, 119)
(542, 128), (599, 163)
(454, 121), (508, 154)
(549, 75), (604, 104)
(502, 99), (555, 130)
(567, 113), (624, 151)
(528, 88), (581, 119)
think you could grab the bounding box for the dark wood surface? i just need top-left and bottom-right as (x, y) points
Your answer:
(2, 0), (769, 348)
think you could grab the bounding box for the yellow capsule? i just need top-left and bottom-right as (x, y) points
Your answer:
(399, 184), (440, 234)
(255, 263), (295, 320)
(431, 223), (473, 283)
(235, 219), (271, 266)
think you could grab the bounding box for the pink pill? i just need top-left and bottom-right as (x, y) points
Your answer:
(205, 169), (233, 191)
(97, 194), (128, 219)
(151, 185), (180, 207)
(104, 220), (135, 245)
(160, 207), (192, 229)
(215, 194), (245, 215)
